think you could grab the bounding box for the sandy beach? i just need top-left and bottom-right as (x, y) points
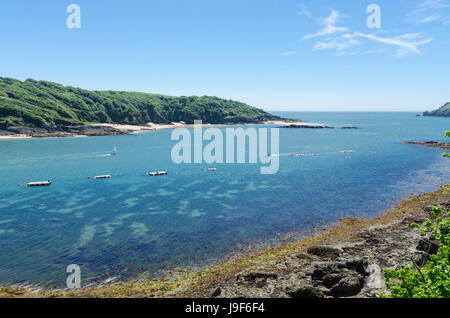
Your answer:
(97, 120), (301, 132)
(0, 134), (32, 140)
(0, 120), (301, 140)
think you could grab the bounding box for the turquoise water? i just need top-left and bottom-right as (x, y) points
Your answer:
(0, 112), (449, 287)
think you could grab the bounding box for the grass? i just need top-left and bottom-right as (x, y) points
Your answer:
(1, 183), (449, 298)
(0, 77), (279, 128)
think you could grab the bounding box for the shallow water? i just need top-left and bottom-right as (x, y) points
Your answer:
(0, 112), (449, 287)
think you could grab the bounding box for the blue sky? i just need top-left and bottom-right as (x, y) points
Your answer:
(0, 0), (449, 111)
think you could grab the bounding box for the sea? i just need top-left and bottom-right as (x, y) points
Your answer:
(0, 112), (449, 287)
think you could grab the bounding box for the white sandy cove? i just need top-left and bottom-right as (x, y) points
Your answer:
(0, 120), (302, 140)
(0, 134), (32, 140)
(96, 120), (301, 133)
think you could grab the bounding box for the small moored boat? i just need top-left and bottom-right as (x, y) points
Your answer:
(93, 175), (112, 179)
(147, 171), (168, 176)
(27, 181), (52, 187)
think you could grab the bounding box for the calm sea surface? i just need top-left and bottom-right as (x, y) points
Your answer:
(0, 112), (449, 287)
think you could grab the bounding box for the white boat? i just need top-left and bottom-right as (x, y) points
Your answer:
(111, 146), (117, 156)
(93, 175), (112, 179)
(148, 171), (168, 176)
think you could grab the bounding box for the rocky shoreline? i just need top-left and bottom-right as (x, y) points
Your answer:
(202, 201), (447, 298)
(279, 123), (361, 129)
(403, 141), (450, 150)
(0, 124), (156, 138)
(0, 125), (131, 138)
(0, 120), (301, 140)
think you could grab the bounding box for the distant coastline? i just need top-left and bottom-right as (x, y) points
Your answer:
(0, 120), (299, 140)
(423, 102), (450, 117)
(0, 77), (284, 130)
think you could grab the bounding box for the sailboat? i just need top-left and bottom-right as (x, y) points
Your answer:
(110, 146), (117, 156)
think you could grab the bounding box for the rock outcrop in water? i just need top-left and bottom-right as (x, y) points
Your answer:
(279, 124), (335, 129)
(403, 141), (450, 150)
(279, 124), (362, 130)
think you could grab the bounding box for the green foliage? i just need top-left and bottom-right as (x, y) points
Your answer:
(381, 245), (450, 298)
(423, 102), (450, 117)
(0, 77), (279, 128)
(443, 131), (450, 158)
(380, 206), (450, 298)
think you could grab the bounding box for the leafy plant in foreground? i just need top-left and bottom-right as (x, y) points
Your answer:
(380, 206), (450, 298)
(443, 131), (450, 158)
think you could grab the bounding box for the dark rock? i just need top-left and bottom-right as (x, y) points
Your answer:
(403, 141), (450, 150)
(285, 284), (328, 298)
(211, 287), (221, 298)
(307, 246), (341, 259)
(344, 258), (369, 276)
(330, 276), (362, 297)
(0, 130), (16, 136)
(311, 267), (326, 281)
(279, 124), (334, 129)
(365, 237), (383, 245)
(1, 125), (128, 138)
(416, 238), (440, 257)
(322, 273), (344, 288)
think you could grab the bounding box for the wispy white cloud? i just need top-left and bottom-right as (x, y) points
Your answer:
(297, 3), (311, 17)
(419, 15), (440, 22)
(302, 9), (433, 56)
(353, 32), (432, 55)
(313, 33), (359, 52)
(303, 10), (348, 40)
(408, 0), (450, 23)
(280, 51), (297, 56)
